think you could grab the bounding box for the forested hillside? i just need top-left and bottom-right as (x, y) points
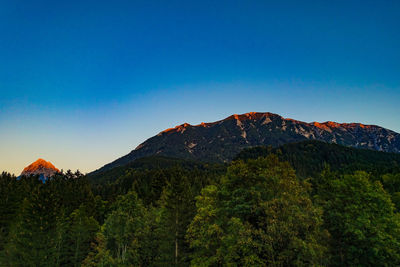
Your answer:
(1, 141), (400, 266)
(236, 140), (400, 178)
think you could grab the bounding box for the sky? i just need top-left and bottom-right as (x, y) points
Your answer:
(1, 0), (399, 175)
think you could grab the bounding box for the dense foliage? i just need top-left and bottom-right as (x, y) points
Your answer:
(187, 155), (329, 266)
(1, 141), (400, 266)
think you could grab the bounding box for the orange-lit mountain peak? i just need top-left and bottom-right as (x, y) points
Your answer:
(33, 158), (47, 164)
(342, 122), (374, 129)
(357, 123), (374, 129)
(313, 122), (331, 130)
(245, 112), (256, 118)
(161, 127), (176, 134)
(160, 123), (192, 135)
(312, 121), (376, 131)
(325, 121), (341, 128)
(231, 112), (266, 121)
(313, 121), (342, 130)
(21, 158), (60, 177)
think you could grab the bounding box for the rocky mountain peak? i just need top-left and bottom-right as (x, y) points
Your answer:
(92, 112), (400, 174)
(21, 158), (60, 178)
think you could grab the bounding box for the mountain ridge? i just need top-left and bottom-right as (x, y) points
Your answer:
(93, 112), (400, 174)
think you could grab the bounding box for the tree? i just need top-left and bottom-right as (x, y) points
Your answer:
(54, 207), (69, 266)
(3, 184), (59, 266)
(156, 168), (196, 266)
(316, 171), (400, 266)
(85, 191), (148, 266)
(0, 172), (19, 254)
(382, 173), (400, 210)
(69, 205), (99, 267)
(188, 155), (329, 266)
(186, 185), (224, 266)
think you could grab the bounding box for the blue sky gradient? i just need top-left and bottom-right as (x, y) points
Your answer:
(1, 0), (399, 174)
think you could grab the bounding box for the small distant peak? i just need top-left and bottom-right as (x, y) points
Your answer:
(21, 158), (60, 178)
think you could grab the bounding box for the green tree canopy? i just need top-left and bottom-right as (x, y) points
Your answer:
(188, 155), (329, 266)
(316, 171), (400, 266)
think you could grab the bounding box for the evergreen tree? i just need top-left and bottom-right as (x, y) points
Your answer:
(0, 172), (19, 253)
(54, 207), (69, 266)
(68, 204), (99, 267)
(156, 168), (196, 266)
(3, 184), (59, 266)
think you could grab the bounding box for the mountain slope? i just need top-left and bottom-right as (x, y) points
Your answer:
(93, 112), (400, 173)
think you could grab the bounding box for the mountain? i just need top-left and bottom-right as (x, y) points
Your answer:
(93, 112), (400, 173)
(20, 158), (60, 181)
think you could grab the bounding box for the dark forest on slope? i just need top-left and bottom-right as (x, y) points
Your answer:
(1, 140), (400, 266)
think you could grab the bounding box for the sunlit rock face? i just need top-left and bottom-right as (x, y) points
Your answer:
(21, 159), (60, 180)
(93, 112), (400, 173)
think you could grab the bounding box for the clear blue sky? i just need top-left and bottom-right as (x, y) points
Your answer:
(1, 0), (399, 175)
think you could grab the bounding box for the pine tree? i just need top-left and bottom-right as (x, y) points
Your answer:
(3, 184), (59, 266)
(68, 204), (99, 267)
(156, 168), (196, 266)
(0, 172), (19, 253)
(54, 207), (69, 266)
